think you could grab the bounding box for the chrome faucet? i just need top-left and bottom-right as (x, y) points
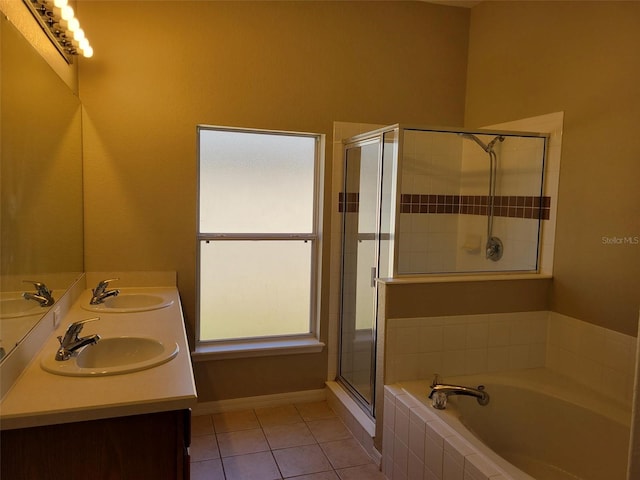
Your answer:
(55, 317), (101, 361)
(22, 280), (55, 307)
(428, 374), (490, 410)
(90, 278), (120, 305)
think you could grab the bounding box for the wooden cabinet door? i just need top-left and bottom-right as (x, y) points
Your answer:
(1, 410), (190, 480)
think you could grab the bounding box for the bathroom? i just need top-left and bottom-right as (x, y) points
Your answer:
(1, 1), (639, 479)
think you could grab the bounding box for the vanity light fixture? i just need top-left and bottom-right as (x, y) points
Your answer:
(22, 0), (93, 63)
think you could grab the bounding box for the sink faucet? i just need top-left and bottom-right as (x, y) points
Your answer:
(56, 317), (101, 361)
(22, 281), (55, 307)
(428, 374), (490, 410)
(90, 278), (120, 305)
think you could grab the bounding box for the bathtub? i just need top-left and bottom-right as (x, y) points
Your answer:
(385, 369), (630, 480)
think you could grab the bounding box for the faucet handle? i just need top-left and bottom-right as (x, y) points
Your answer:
(23, 280), (52, 295)
(430, 373), (441, 388)
(69, 316), (100, 331)
(59, 317), (100, 344)
(93, 278), (119, 293)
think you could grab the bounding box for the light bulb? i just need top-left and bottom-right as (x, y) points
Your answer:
(45, 0), (68, 7)
(73, 28), (85, 42)
(79, 38), (90, 50)
(82, 45), (93, 58)
(60, 5), (73, 21)
(67, 17), (80, 32)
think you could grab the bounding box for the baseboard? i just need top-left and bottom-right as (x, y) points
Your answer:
(192, 388), (326, 416)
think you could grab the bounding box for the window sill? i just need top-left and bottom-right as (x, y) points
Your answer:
(191, 337), (325, 361)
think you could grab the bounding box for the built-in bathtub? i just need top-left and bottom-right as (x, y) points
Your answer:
(383, 369), (630, 480)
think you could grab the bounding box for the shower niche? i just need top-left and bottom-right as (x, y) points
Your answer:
(338, 124), (548, 415)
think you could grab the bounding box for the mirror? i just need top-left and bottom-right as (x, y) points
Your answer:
(0, 15), (83, 361)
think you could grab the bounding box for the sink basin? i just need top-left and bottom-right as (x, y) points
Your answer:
(41, 336), (179, 377)
(81, 293), (173, 313)
(0, 296), (48, 319)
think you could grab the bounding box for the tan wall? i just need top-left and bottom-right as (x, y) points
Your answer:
(465, 1), (640, 336)
(77, 1), (470, 401)
(385, 278), (551, 319)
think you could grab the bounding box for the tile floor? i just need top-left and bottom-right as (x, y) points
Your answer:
(190, 401), (387, 480)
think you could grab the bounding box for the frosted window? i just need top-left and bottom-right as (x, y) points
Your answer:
(199, 240), (311, 341)
(197, 126), (321, 344)
(199, 129), (316, 233)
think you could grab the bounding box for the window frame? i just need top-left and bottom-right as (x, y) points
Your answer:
(194, 125), (325, 359)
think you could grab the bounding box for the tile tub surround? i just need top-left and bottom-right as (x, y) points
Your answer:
(385, 311), (637, 407)
(383, 368), (632, 480)
(385, 311), (549, 385)
(383, 384), (524, 480)
(546, 311), (637, 406)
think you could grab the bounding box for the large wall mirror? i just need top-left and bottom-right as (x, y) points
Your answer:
(0, 15), (84, 361)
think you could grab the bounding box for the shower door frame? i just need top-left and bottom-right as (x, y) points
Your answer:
(337, 125), (401, 417)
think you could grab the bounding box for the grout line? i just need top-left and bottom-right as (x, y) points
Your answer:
(191, 401), (376, 479)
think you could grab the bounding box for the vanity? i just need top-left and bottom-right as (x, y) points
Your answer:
(0, 274), (197, 480)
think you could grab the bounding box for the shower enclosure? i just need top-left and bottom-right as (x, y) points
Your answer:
(338, 124), (548, 416)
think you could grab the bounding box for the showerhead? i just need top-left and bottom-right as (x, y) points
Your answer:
(487, 135), (505, 151)
(459, 133), (504, 153)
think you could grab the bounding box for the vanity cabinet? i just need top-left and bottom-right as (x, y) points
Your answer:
(1, 409), (191, 480)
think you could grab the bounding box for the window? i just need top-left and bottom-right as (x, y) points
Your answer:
(196, 126), (323, 353)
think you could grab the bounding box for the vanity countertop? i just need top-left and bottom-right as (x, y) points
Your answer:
(0, 287), (197, 430)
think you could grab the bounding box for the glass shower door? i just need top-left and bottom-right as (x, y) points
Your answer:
(339, 138), (381, 412)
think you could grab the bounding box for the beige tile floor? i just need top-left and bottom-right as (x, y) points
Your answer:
(190, 401), (387, 480)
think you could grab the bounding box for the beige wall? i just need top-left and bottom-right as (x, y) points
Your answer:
(385, 278), (551, 319)
(465, 1), (640, 336)
(77, 1), (470, 401)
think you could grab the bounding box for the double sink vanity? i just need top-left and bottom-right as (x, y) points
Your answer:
(0, 272), (197, 479)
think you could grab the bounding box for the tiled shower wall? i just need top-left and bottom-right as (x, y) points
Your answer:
(484, 112), (563, 275)
(455, 133), (547, 273)
(398, 112), (563, 275)
(399, 131), (462, 273)
(385, 310), (636, 406)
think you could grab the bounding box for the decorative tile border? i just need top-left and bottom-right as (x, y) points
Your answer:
(339, 192), (551, 220)
(399, 194), (550, 220)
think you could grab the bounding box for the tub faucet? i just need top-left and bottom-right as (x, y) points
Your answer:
(56, 317), (101, 361)
(22, 280), (55, 307)
(428, 374), (490, 410)
(90, 278), (120, 304)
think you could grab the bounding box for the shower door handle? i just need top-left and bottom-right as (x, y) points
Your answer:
(370, 267), (377, 287)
